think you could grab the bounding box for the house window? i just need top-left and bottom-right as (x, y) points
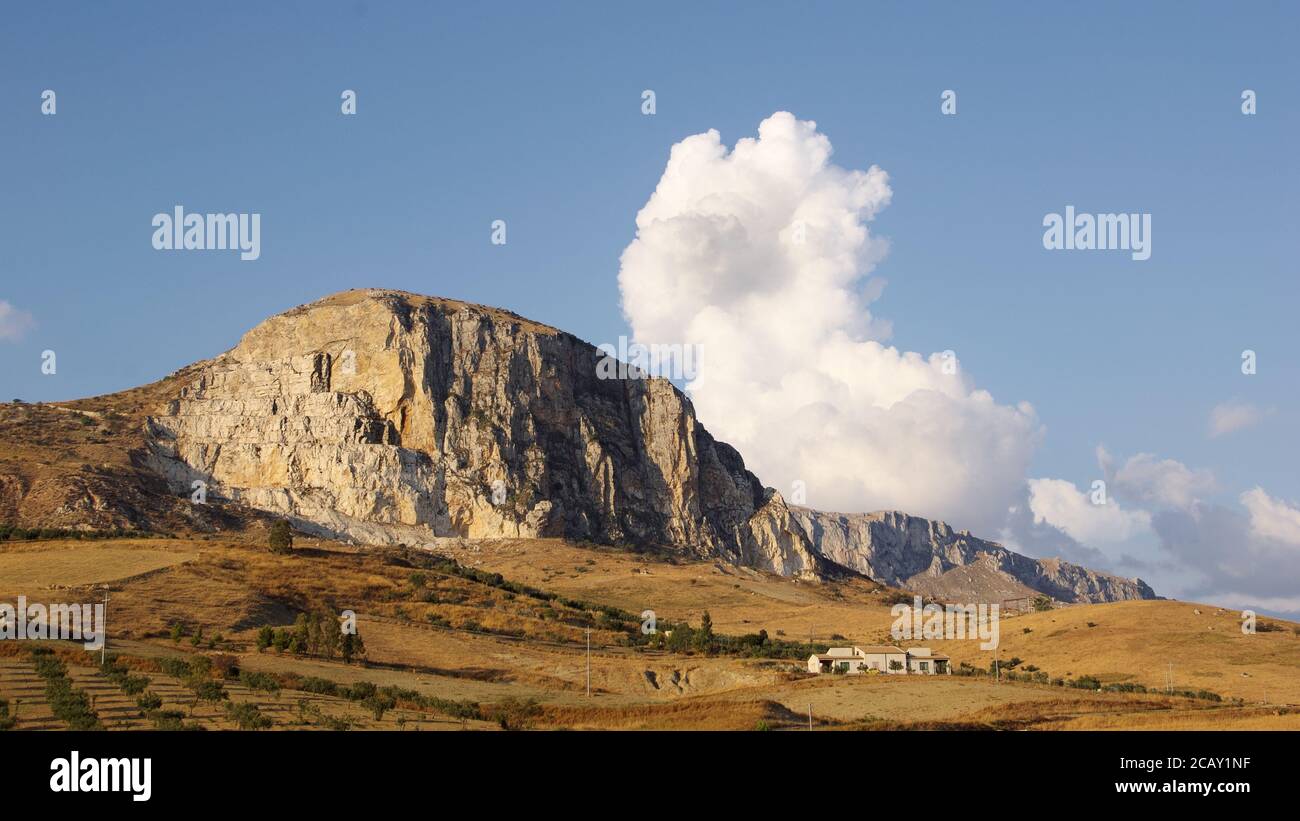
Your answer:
(919, 662), (929, 672)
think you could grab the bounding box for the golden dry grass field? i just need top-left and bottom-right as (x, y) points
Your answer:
(0, 543), (195, 588)
(0, 534), (1296, 731)
(463, 538), (1300, 707)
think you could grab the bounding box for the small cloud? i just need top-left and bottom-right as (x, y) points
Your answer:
(1240, 487), (1300, 548)
(1026, 477), (1153, 546)
(1108, 451), (1216, 510)
(0, 300), (36, 342)
(1209, 400), (1266, 438)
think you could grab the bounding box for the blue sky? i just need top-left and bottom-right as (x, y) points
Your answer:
(2, 2), (1297, 607)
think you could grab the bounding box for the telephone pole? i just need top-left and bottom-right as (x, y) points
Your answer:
(585, 628), (591, 698)
(808, 703), (813, 731)
(101, 585), (109, 665)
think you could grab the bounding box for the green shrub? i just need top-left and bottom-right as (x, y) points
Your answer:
(0, 523), (159, 542)
(148, 709), (203, 731)
(487, 697), (541, 730)
(298, 677), (340, 696)
(269, 520), (294, 554)
(343, 681), (377, 701)
(188, 654), (213, 679)
(159, 657), (192, 679)
(189, 679), (229, 711)
(238, 671), (281, 697)
(136, 692), (163, 713)
(362, 693), (396, 721)
(225, 701), (273, 730)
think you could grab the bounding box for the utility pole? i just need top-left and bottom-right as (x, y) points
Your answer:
(101, 585), (109, 665)
(585, 628), (591, 698)
(808, 703), (812, 731)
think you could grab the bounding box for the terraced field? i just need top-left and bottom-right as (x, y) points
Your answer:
(0, 650), (496, 731)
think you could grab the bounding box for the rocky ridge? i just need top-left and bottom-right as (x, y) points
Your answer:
(141, 289), (838, 579)
(12, 288), (1154, 602)
(791, 508), (1156, 603)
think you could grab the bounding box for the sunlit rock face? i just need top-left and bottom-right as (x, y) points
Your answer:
(142, 288), (1155, 600)
(143, 290), (806, 563)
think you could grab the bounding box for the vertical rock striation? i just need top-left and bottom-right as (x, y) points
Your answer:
(142, 289), (828, 575)
(138, 288), (1154, 600)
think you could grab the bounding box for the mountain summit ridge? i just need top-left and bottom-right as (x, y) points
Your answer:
(7, 289), (1154, 603)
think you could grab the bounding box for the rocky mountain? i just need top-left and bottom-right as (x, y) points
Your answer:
(139, 289), (839, 579)
(2, 289), (1154, 603)
(791, 509), (1156, 604)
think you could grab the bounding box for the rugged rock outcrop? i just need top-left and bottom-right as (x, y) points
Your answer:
(791, 508), (1156, 603)
(141, 289), (828, 576)
(128, 287), (1153, 601)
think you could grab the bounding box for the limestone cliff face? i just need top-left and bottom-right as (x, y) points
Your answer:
(138, 288), (1154, 600)
(790, 508), (1156, 603)
(142, 289), (824, 574)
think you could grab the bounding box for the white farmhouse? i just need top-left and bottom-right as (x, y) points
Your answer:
(903, 647), (946, 674)
(807, 645), (949, 675)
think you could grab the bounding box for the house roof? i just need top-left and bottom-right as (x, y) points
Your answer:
(855, 645), (906, 654)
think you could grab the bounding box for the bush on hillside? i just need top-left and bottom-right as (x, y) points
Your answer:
(269, 519), (294, 554)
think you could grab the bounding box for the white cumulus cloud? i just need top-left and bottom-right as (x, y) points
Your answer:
(617, 112), (1040, 532)
(1208, 400), (1266, 438)
(0, 300), (36, 342)
(1240, 487), (1300, 547)
(1026, 477), (1153, 547)
(1102, 448), (1217, 510)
